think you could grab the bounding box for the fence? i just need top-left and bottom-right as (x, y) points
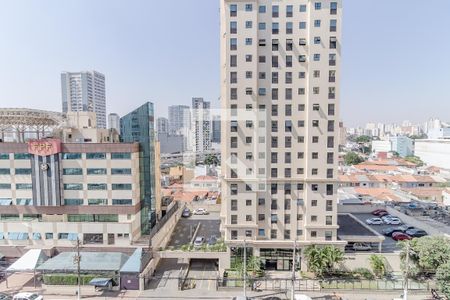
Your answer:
(216, 277), (435, 292)
(149, 201), (180, 246)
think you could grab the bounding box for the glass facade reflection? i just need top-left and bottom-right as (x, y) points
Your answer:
(120, 102), (156, 234)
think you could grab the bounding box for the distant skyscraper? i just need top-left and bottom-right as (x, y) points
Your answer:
(108, 113), (120, 134)
(61, 70), (106, 128)
(120, 102), (156, 232)
(212, 115), (221, 143)
(157, 117), (169, 135)
(192, 97), (211, 153)
(168, 105), (191, 134)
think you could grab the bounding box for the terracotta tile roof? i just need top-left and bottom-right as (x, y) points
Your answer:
(354, 187), (402, 202)
(192, 175), (218, 181)
(402, 187), (445, 197)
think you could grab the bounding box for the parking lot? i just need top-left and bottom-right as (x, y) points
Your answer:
(186, 259), (219, 291)
(167, 211), (221, 249)
(352, 213), (406, 253)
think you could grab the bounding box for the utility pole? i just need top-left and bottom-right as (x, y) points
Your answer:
(291, 239), (297, 300)
(73, 238), (82, 300)
(403, 241), (410, 300)
(243, 239), (247, 298)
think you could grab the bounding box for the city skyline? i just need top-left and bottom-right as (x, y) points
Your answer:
(1, 0), (449, 126)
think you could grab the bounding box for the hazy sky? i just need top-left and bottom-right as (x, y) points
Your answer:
(0, 0), (449, 127)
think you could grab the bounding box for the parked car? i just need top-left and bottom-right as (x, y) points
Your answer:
(396, 225), (416, 233)
(0, 293), (12, 300)
(182, 208), (191, 218)
(372, 209), (387, 216)
(392, 232), (412, 241)
(295, 295), (313, 300)
(232, 297), (252, 300)
(193, 208), (209, 215)
(193, 236), (205, 247)
(13, 293), (43, 300)
(384, 217), (402, 225)
(366, 217), (383, 225)
(207, 235), (218, 245)
(353, 242), (372, 251)
(382, 227), (403, 237)
(405, 229), (428, 238)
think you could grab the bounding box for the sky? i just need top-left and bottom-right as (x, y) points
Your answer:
(0, 0), (449, 127)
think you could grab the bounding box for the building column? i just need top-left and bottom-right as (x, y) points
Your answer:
(300, 248), (308, 272)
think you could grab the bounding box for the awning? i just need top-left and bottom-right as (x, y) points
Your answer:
(7, 249), (48, 272)
(89, 278), (113, 287)
(0, 199), (12, 205)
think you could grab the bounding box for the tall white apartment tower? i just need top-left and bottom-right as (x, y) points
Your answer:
(61, 71), (107, 128)
(220, 0), (344, 270)
(108, 113), (120, 134)
(192, 97), (212, 153)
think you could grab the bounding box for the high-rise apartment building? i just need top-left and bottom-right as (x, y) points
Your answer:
(220, 0), (343, 270)
(192, 97), (211, 153)
(108, 113), (121, 134)
(157, 117), (169, 135)
(61, 71), (107, 129)
(168, 105), (191, 134)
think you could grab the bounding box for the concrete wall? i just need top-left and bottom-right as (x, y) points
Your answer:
(151, 206), (182, 250)
(415, 139), (450, 170)
(338, 204), (386, 214)
(342, 252), (401, 273)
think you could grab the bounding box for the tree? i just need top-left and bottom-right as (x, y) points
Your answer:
(404, 155), (424, 167)
(369, 254), (387, 278)
(355, 135), (371, 143)
(304, 245), (344, 277)
(436, 261), (450, 298)
(247, 256), (263, 277)
(204, 154), (220, 166)
(344, 152), (364, 166)
(400, 236), (450, 277)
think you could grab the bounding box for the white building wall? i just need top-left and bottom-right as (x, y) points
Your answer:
(415, 140), (450, 170)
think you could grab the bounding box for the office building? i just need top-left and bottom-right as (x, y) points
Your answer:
(390, 135), (413, 157)
(61, 71), (107, 129)
(220, 0), (343, 270)
(192, 97), (211, 153)
(120, 102), (157, 232)
(0, 139), (143, 248)
(168, 105), (191, 134)
(108, 113), (121, 134)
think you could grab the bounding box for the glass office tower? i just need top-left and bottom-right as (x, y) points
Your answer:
(120, 102), (156, 233)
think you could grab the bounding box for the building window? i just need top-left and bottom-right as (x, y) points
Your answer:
(16, 183), (32, 190)
(330, 19), (337, 32)
(246, 215), (252, 222)
(313, 54), (320, 61)
(14, 153), (31, 160)
(112, 184), (132, 190)
(330, 2), (338, 14)
(230, 4), (237, 17)
(86, 153), (106, 160)
(271, 229), (277, 239)
(311, 231), (317, 238)
(271, 214), (278, 224)
(230, 38), (237, 50)
(0, 169), (10, 175)
(15, 168), (32, 175)
(231, 230), (238, 240)
(112, 199), (133, 205)
(88, 199), (108, 205)
(286, 5), (293, 17)
(87, 168), (107, 175)
(230, 21), (237, 34)
(300, 4), (307, 12)
(16, 199), (32, 205)
(314, 36), (321, 44)
(88, 183), (107, 190)
(111, 152), (131, 159)
(326, 184), (334, 195)
(326, 216), (333, 225)
(314, 20), (321, 28)
(299, 22), (306, 29)
(64, 198), (83, 206)
(245, 4), (252, 11)
(258, 229), (265, 236)
(111, 168), (132, 175)
(0, 154), (9, 160)
(314, 2), (322, 10)
(325, 231), (333, 241)
(284, 230), (291, 239)
(64, 183), (83, 190)
(272, 5), (279, 17)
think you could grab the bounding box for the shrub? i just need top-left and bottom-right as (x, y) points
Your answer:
(43, 274), (104, 285)
(352, 268), (375, 280)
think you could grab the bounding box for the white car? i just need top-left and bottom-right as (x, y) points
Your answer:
(295, 295), (313, 300)
(366, 217), (383, 225)
(193, 236), (205, 247)
(384, 218), (402, 225)
(13, 293), (43, 300)
(353, 242), (372, 251)
(193, 208), (209, 215)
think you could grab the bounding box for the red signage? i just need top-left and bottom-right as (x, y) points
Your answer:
(28, 139), (62, 156)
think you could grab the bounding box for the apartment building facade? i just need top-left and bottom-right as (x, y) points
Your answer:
(192, 97), (212, 153)
(61, 70), (107, 129)
(0, 139), (142, 248)
(220, 0), (343, 270)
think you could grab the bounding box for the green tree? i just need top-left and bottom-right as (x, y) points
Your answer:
(247, 256), (263, 277)
(304, 245), (344, 277)
(369, 254), (387, 278)
(400, 236), (450, 277)
(436, 261), (450, 298)
(344, 151), (364, 166)
(404, 155), (424, 167)
(204, 154), (220, 166)
(355, 135), (371, 143)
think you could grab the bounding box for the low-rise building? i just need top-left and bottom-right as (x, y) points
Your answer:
(415, 139), (450, 170)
